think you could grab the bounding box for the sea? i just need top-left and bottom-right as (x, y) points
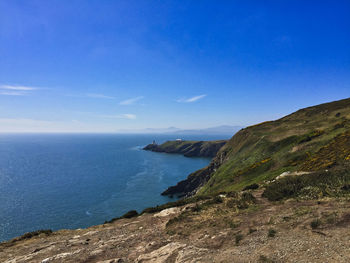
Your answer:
(0, 133), (230, 242)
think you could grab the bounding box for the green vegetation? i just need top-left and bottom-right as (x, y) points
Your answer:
(262, 165), (350, 201)
(164, 192), (257, 235)
(235, 233), (243, 245)
(16, 230), (52, 241)
(243, 183), (259, 191)
(259, 255), (276, 263)
(121, 210), (138, 219)
(248, 227), (257, 234)
(194, 98), (350, 195)
(105, 210), (139, 223)
(267, 228), (277, 237)
(310, 219), (321, 229)
(1, 229), (53, 247)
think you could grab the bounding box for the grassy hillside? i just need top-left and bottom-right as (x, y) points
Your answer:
(143, 140), (227, 158)
(197, 98), (350, 195)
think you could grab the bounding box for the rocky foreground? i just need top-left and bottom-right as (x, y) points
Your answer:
(1, 190), (350, 263)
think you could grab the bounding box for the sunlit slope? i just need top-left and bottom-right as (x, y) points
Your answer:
(198, 98), (350, 194)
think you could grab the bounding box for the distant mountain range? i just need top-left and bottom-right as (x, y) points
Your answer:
(115, 125), (242, 135)
(172, 125), (242, 135)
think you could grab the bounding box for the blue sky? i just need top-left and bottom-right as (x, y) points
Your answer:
(0, 0), (349, 132)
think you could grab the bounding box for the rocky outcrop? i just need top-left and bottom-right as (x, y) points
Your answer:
(143, 140), (227, 158)
(2, 189), (350, 263)
(161, 148), (229, 196)
(145, 140), (229, 197)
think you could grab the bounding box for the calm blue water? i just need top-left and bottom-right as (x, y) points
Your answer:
(0, 133), (229, 242)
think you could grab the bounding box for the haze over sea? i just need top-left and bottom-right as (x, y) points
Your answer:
(0, 133), (229, 242)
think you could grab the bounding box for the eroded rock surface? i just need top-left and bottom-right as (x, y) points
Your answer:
(2, 191), (350, 262)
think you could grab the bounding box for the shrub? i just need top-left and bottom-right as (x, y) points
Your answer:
(229, 221), (240, 229)
(213, 195), (224, 203)
(105, 209), (139, 223)
(241, 192), (256, 203)
(10, 229), (52, 243)
(121, 210), (138, 219)
(310, 219), (321, 229)
(226, 199), (237, 209)
(166, 213), (187, 227)
(237, 200), (249, 209)
(299, 186), (323, 199)
(262, 167), (350, 201)
(227, 191), (238, 198)
(248, 227), (257, 234)
(243, 183), (259, 191)
(341, 184), (350, 191)
(259, 255), (275, 263)
(297, 130), (324, 144)
(267, 228), (276, 237)
(235, 233), (243, 245)
(191, 203), (202, 212)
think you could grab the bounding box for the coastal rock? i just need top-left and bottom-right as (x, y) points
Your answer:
(153, 207), (181, 217)
(161, 150), (229, 196)
(136, 242), (186, 262)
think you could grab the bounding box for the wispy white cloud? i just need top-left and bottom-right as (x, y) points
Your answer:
(0, 84), (39, 96)
(98, 113), (136, 120)
(0, 85), (39, 91)
(86, 93), (115, 99)
(176, 94), (207, 103)
(119, 96), (144, 105)
(64, 110), (137, 120)
(0, 91), (27, 96)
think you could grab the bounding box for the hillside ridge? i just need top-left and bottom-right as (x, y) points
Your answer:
(162, 97), (350, 197)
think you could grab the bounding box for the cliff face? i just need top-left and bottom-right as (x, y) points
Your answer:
(163, 97), (350, 197)
(161, 150), (226, 196)
(143, 140), (227, 158)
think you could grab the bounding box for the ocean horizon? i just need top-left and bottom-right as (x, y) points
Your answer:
(0, 133), (230, 242)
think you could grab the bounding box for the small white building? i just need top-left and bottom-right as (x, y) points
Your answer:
(176, 138), (182, 142)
